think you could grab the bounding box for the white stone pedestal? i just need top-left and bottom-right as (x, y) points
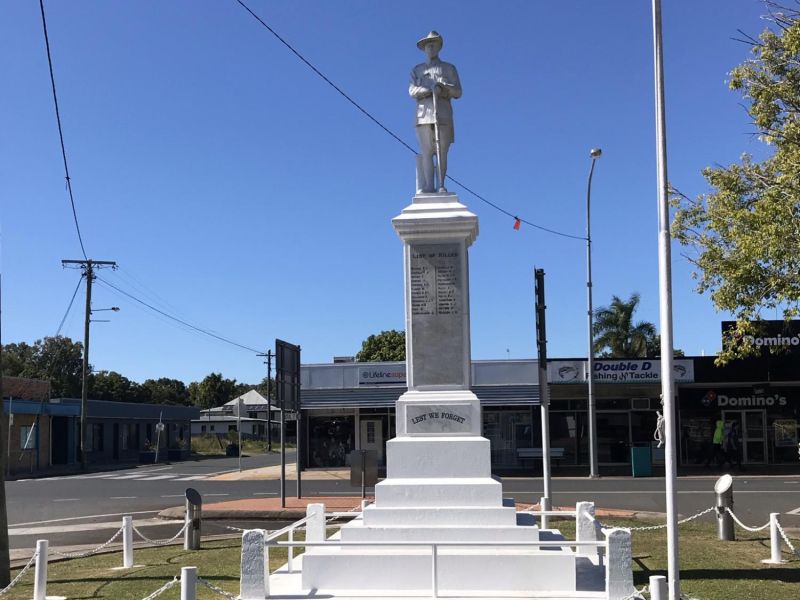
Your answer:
(297, 193), (578, 596)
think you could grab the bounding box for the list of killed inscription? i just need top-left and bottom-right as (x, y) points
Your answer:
(410, 245), (460, 317)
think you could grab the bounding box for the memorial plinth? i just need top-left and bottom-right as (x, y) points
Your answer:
(298, 193), (578, 595)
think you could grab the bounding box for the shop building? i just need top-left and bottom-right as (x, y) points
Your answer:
(300, 360), (540, 471)
(300, 322), (799, 474)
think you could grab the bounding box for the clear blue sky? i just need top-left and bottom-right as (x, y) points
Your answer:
(1, 1), (773, 386)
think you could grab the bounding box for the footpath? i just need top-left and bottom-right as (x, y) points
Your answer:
(160, 463), (653, 521)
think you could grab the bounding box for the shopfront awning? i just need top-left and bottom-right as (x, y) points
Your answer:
(301, 385), (540, 410)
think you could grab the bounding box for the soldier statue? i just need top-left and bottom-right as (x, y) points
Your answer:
(409, 31), (462, 194)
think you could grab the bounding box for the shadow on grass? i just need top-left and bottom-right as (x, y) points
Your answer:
(634, 566), (800, 585)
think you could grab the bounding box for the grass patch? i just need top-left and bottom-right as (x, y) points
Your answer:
(558, 517), (800, 598)
(4, 522), (797, 599)
(190, 434), (295, 456)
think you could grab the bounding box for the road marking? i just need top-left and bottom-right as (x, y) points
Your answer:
(135, 475), (175, 481)
(11, 510), (159, 528)
(784, 481), (799, 484)
(109, 496), (137, 500)
(52, 498), (79, 502)
(161, 494), (185, 498)
(174, 476), (208, 481)
(787, 507), (800, 515)
(10, 518), (182, 536)
(205, 493), (229, 497)
(108, 474), (149, 480)
(253, 492), (278, 496)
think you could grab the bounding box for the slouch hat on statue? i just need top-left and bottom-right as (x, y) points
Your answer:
(417, 31), (443, 50)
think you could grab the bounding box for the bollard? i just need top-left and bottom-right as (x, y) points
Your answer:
(761, 513), (788, 565)
(184, 488), (202, 550)
(649, 575), (667, 600)
(605, 528), (634, 600)
(306, 503), (326, 543)
(122, 515), (134, 568)
(361, 499), (369, 512)
(181, 566), (197, 600)
(539, 496), (551, 530)
(714, 474), (735, 541)
(240, 529), (268, 600)
(575, 501), (598, 559)
(33, 539), (49, 600)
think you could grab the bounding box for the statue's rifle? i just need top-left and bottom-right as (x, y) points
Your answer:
(431, 81), (443, 191)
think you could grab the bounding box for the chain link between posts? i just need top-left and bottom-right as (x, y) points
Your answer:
(775, 519), (800, 559)
(203, 520), (247, 534)
(198, 577), (238, 599)
(139, 576), (178, 600)
(0, 551), (38, 596)
(622, 584), (648, 599)
(50, 526), (124, 558)
(600, 506), (716, 532)
(132, 521), (188, 546)
(723, 508), (771, 533)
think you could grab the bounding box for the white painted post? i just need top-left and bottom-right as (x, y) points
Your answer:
(306, 503), (326, 543)
(361, 499), (369, 512)
(122, 515), (134, 568)
(539, 496), (550, 530)
(649, 575), (667, 600)
(761, 513), (788, 565)
(240, 529), (268, 600)
(33, 539), (49, 600)
(181, 566), (197, 600)
(605, 528), (634, 600)
(575, 501), (597, 558)
(287, 529), (294, 574)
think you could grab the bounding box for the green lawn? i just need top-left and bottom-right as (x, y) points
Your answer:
(190, 434), (295, 456)
(3, 520), (797, 599)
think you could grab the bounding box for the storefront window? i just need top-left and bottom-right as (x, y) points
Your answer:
(483, 410), (532, 467)
(597, 412), (630, 463)
(308, 415), (355, 468)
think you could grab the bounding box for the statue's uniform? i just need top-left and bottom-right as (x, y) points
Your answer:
(409, 59), (462, 192)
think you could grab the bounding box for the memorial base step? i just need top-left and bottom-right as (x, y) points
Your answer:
(300, 545), (577, 593)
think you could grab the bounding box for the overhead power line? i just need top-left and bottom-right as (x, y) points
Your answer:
(55, 274), (83, 337)
(38, 0), (88, 259)
(233, 0), (586, 242)
(95, 276), (265, 355)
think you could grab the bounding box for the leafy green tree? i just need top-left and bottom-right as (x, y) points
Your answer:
(1, 336), (83, 397)
(593, 294), (656, 358)
(672, 5), (800, 362)
(142, 377), (190, 405)
(356, 330), (405, 362)
(90, 370), (145, 403)
(190, 372), (238, 409)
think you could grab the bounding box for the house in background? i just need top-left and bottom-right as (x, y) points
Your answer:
(191, 389), (293, 441)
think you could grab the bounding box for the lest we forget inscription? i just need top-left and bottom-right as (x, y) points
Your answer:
(409, 242), (466, 387)
(407, 404), (472, 434)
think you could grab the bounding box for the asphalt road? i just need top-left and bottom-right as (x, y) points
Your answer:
(6, 453), (800, 553)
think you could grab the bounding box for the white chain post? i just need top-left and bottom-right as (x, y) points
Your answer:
(605, 528), (634, 600)
(649, 575), (667, 600)
(240, 529), (268, 600)
(33, 540), (48, 600)
(761, 513), (788, 565)
(575, 501), (597, 559)
(123, 516), (134, 568)
(306, 503), (325, 543)
(180, 566), (197, 600)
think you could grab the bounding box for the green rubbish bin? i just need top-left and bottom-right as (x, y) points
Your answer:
(631, 445), (652, 477)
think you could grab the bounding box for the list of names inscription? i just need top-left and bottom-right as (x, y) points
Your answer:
(410, 244), (461, 317)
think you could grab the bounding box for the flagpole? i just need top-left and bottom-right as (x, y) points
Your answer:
(652, 1), (680, 597)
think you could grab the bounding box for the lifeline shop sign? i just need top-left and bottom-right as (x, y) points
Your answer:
(548, 359), (694, 384)
(357, 366), (407, 386)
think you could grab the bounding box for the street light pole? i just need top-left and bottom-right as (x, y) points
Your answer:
(586, 148), (602, 479)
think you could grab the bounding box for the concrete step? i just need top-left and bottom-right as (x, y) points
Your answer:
(363, 504), (519, 527)
(375, 477), (503, 507)
(339, 519), (540, 542)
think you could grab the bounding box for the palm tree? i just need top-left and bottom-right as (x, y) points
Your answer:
(593, 293), (657, 358)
